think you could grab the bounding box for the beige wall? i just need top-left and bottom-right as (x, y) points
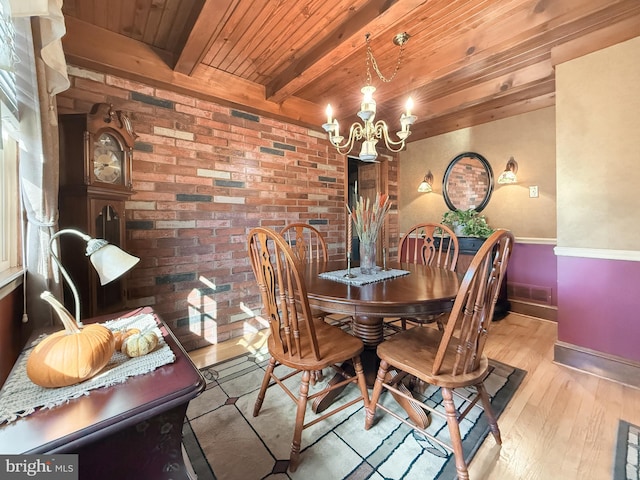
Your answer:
(398, 107), (556, 238)
(556, 36), (640, 251)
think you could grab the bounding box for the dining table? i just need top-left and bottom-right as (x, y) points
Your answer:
(302, 259), (462, 416)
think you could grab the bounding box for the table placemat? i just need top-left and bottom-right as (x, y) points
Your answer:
(0, 313), (175, 424)
(319, 267), (410, 285)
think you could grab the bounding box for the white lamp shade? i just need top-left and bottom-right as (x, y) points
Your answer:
(89, 244), (140, 285)
(498, 170), (517, 184)
(498, 157), (518, 184)
(417, 181), (433, 193)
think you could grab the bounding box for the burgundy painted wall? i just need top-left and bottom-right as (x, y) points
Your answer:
(508, 243), (558, 305)
(557, 256), (640, 362)
(0, 285), (30, 388)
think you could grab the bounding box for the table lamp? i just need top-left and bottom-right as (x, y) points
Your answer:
(49, 228), (140, 323)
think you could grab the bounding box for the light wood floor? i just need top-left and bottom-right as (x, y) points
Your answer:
(189, 313), (640, 479)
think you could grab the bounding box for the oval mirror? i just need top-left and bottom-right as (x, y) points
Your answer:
(442, 152), (494, 212)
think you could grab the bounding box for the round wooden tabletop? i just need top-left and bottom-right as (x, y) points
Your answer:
(303, 260), (461, 346)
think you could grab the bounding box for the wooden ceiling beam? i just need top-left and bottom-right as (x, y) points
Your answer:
(173, 0), (238, 75)
(551, 11), (640, 66)
(410, 90), (556, 141)
(62, 16), (323, 129)
(419, 60), (554, 121)
(325, 0), (640, 113)
(265, 0), (429, 103)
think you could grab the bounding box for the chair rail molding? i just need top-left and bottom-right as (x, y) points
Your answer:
(554, 246), (640, 262)
(514, 237), (556, 245)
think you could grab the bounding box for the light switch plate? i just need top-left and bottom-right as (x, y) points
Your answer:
(529, 186), (539, 198)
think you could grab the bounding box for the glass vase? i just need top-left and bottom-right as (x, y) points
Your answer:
(359, 240), (377, 275)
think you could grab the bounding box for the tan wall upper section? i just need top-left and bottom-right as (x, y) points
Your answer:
(556, 36), (640, 251)
(398, 107), (556, 238)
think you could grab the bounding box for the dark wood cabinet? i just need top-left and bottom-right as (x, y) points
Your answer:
(58, 103), (136, 319)
(0, 308), (205, 480)
(456, 237), (510, 320)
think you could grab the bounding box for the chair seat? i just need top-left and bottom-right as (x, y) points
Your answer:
(268, 319), (364, 371)
(376, 326), (490, 390)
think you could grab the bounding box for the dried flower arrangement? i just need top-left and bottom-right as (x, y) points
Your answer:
(347, 192), (392, 244)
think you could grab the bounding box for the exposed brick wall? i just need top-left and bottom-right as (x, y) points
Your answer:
(56, 65), (399, 351)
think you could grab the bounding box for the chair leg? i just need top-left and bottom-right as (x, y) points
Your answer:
(365, 360), (390, 430)
(289, 369), (311, 473)
(476, 383), (502, 444)
(253, 356), (276, 417)
(352, 356), (369, 408)
(441, 387), (469, 480)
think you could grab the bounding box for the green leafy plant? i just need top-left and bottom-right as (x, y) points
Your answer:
(441, 209), (494, 238)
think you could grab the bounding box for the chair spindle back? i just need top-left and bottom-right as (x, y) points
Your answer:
(280, 223), (328, 265)
(399, 223), (459, 271)
(248, 227), (321, 361)
(432, 229), (514, 376)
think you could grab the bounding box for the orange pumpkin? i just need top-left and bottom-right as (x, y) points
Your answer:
(26, 291), (115, 388)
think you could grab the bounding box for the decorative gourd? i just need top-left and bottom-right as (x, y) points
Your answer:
(26, 291), (115, 388)
(113, 328), (141, 350)
(121, 329), (158, 357)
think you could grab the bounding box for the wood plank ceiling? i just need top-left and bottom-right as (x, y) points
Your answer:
(60, 0), (640, 143)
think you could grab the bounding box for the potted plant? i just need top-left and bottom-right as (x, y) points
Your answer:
(441, 208), (494, 238)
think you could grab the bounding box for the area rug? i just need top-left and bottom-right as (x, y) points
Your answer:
(183, 348), (525, 480)
(613, 420), (640, 480)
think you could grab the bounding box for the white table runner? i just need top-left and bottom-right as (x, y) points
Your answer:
(319, 267), (410, 286)
(0, 313), (175, 424)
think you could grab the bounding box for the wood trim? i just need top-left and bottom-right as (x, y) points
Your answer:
(508, 299), (557, 322)
(514, 237), (556, 245)
(551, 13), (640, 66)
(554, 246), (640, 262)
(266, 0), (428, 103)
(173, 0), (237, 75)
(554, 340), (640, 389)
(0, 267), (23, 301)
(62, 16), (323, 130)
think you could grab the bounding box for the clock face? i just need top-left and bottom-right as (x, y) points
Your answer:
(93, 133), (124, 185)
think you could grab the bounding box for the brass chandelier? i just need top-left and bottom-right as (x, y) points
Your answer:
(322, 33), (416, 162)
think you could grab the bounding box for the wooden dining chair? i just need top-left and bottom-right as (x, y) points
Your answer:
(280, 223), (328, 265)
(364, 229), (514, 480)
(393, 222), (459, 331)
(247, 227), (369, 472)
(281, 222), (351, 330)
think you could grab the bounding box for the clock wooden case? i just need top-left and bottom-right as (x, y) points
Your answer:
(58, 103), (137, 319)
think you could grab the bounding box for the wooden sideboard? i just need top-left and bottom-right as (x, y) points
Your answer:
(0, 307), (205, 479)
(456, 237), (510, 319)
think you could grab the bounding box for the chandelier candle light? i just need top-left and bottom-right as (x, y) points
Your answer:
(323, 33), (417, 162)
(347, 192), (392, 275)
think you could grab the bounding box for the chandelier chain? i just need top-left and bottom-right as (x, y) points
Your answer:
(365, 33), (406, 84)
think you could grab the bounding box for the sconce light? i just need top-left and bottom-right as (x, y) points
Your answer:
(498, 156), (518, 184)
(417, 170), (434, 193)
(49, 229), (140, 323)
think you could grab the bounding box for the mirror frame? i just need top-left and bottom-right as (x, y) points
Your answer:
(442, 152), (494, 212)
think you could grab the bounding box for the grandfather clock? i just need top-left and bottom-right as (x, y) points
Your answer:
(58, 103), (137, 319)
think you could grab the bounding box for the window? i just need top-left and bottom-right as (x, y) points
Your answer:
(0, 0), (21, 284)
(0, 100), (20, 278)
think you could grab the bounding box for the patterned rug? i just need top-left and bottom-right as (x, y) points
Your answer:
(183, 348), (525, 480)
(614, 420), (640, 480)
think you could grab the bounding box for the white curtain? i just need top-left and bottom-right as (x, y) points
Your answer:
(14, 0), (69, 327)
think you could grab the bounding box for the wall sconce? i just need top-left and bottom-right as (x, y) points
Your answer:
(417, 170), (434, 193)
(49, 229), (140, 323)
(498, 156), (518, 184)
